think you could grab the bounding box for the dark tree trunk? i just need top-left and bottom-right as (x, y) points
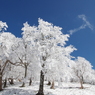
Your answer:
(3, 78), (7, 88)
(21, 64), (27, 87)
(9, 78), (14, 85)
(50, 81), (54, 89)
(0, 65), (2, 91)
(47, 81), (51, 85)
(8, 77), (14, 85)
(80, 76), (84, 89)
(29, 78), (32, 86)
(0, 76), (2, 91)
(36, 70), (44, 95)
(80, 79), (84, 89)
(24, 64), (27, 78)
(20, 82), (25, 87)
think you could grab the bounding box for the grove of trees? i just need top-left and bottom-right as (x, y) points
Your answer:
(0, 19), (94, 95)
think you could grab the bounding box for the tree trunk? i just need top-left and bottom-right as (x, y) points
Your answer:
(21, 64), (27, 87)
(3, 78), (7, 88)
(20, 82), (25, 87)
(0, 75), (2, 91)
(24, 64), (27, 78)
(79, 76), (84, 89)
(29, 78), (32, 86)
(9, 78), (14, 85)
(80, 80), (84, 89)
(0, 65), (2, 91)
(10, 78), (14, 84)
(36, 70), (44, 95)
(50, 81), (55, 89)
(47, 81), (51, 85)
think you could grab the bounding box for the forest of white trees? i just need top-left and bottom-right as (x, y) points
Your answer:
(0, 19), (95, 95)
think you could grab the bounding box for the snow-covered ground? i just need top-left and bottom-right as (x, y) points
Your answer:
(0, 82), (95, 95)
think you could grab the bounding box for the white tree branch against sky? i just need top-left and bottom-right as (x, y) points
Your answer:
(0, 21), (8, 31)
(69, 14), (94, 35)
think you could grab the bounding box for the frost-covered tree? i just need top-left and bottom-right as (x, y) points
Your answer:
(4, 63), (25, 85)
(27, 63), (41, 86)
(8, 29), (39, 87)
(69, 57), (93, 89)
(0, 21), (15, 90)
(45, 45), (76, 89)
(82, 69), (95, 85)
(9, 38), (32, 86)
(22, 18), (76, 95)
(36, 19), (72, 95)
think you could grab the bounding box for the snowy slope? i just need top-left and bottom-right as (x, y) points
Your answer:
(0, 82), (95, 95)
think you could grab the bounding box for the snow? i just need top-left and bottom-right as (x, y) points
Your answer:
(0, 82), (95, 95)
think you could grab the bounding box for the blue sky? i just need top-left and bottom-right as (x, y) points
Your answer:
(0, 0), (95, 68)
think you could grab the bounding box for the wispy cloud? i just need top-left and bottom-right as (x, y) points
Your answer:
(69, 14), (93, 35)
